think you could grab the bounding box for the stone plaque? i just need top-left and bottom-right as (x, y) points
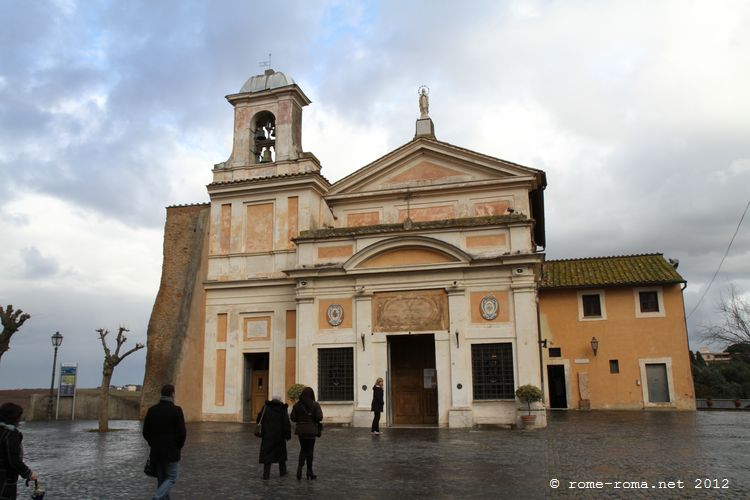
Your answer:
(373, 290), (448, 332)
(245, 317), (270, 340)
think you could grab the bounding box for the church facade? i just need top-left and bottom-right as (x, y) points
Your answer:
(143, 69), (548, 428)
(142, 69), (693, 427)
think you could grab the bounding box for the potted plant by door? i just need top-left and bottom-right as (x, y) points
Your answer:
(287, 383), (306, 403)
(516, 384), (543, 428)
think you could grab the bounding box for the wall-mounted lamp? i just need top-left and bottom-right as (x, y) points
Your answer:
(590, 336), (599, 356)
(538, 338), (548, 348)
(361, 333), (366, 351)
(454, 330), (460, 349)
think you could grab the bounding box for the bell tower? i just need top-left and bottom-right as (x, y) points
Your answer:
(213, 69), (318, 181)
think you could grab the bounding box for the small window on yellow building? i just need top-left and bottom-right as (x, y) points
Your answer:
(609, 359), (619, 374)
(639, 291), (659, 313)
(582, 294), (602, 317)
(549, 347), (562, 358)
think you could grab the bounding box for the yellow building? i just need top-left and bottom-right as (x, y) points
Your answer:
(539, 254), (695, 410)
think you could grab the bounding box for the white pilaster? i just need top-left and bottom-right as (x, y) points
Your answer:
(353, 294), (375, 427)
(296, 297), (316, 389)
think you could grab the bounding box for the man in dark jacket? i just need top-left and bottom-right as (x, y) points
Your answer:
(143, 384), (186, 500)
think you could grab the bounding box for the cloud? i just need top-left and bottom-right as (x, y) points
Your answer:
(20, 247), (60, 279)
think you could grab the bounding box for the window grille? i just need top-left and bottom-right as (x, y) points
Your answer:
(318, 347), (354, 401)
(471, 343), (514, 400)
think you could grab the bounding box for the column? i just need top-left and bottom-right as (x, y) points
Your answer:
(353, 293), (375, 427)
(512, 284), (546, 427)
(447, 288), (472, 427)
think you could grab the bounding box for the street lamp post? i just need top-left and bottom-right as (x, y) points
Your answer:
(47, 331), (63, 420)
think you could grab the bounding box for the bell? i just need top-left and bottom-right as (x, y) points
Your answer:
(261, 148), (273, 163)
(254, 128), (266, 141)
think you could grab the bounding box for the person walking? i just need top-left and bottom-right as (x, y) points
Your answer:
(0, 403), (38, 500)
(371, 377), (384, 435)
(290, 387), (323, 480)
(256, 395), (291, 480)
(142, 384), (186, 500)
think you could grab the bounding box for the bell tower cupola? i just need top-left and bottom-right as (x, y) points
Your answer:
(214, 69), (318, 181)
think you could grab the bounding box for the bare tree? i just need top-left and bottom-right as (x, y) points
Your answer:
(97, 327), (144, 432)
(0, 304), (31, 365)
(701, 285), (750, 347)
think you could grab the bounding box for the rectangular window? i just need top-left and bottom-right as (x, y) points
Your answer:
(549, 347), (562, 358)
(582, 294), (602, 317)
(471, 343), (514, 400)
(318, 347), (354, 401)
(639, 291), (660, 313)
(609, 360), (620, 374)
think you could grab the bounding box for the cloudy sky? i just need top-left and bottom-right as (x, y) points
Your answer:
(1, 0), (748, 389)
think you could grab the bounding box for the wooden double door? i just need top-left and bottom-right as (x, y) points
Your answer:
(389, 334), (438, 425)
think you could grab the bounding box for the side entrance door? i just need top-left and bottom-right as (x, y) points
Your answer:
(645, 363), (670, 403)
(547, 365), (567, 408)
(243, 352), (269, 422)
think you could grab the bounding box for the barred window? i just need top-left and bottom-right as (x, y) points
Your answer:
(471, 343), (514, 400)
(318, 347), (354, 401)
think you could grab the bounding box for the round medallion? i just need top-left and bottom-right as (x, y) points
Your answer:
(480, 295), (499, 320)
(326, 304), (344, 326)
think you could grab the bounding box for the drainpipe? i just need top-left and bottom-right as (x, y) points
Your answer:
(680, 281), (696, 407)
(536, 276), (546, 403)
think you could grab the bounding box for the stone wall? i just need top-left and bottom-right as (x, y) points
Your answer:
(28, 392), (140, 421)
(141, 204), (209, 421)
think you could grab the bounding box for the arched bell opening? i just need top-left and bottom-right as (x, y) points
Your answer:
(252, 111), (276, 163)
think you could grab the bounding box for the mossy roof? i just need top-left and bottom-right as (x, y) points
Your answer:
(540, 253), (684, 289)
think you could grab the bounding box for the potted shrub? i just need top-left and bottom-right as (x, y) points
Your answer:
(287, 383), (306, 403)
(516, 384), (543, 428)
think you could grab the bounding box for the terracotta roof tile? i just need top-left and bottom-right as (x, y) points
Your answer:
(540, 254), (684, 289)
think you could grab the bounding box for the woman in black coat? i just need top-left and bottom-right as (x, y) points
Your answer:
(256, 396), (291, 480)
(371, 377), (384, 434)
(290, 387), (323, 480)
(0, 402), (38, 500)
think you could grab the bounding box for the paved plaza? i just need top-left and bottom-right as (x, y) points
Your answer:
(18, 411), (749, 499)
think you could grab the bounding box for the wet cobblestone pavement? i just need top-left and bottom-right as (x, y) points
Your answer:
(18, 411), (749, 499)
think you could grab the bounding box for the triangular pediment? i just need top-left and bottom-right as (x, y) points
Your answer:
(327, 138), (542, 197)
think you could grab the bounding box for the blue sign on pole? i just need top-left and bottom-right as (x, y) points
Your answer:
(59, 364), (77, 397)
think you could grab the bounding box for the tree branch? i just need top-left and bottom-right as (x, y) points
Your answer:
(701, 284), (750, 348)
(97, 328), (112, 360)
(119, 343), (145, 363)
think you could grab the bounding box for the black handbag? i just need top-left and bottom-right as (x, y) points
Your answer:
(144, 457), (157, 477)
(254, 405), (267, 437)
